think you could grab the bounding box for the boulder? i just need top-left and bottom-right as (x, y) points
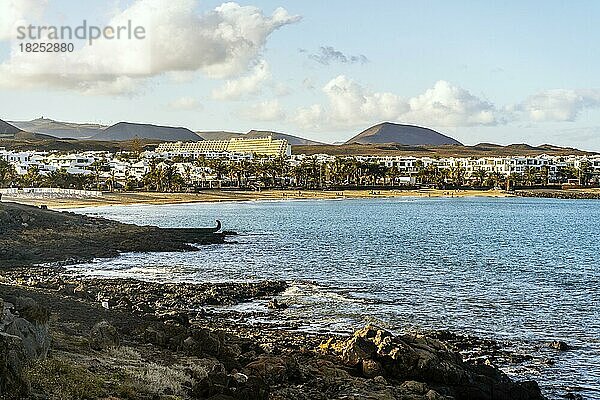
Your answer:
(267, 298), (288, 310)
(319, 325), (544, 400)
(244, 355), (301, 386)
(362, 358), (384, 378)
(191, 366), (268, 400)
(547, 340), (570, 351)
(187, 328), (224, 356)
(14, 297), (49, 325)
(4, 317), (51, 360)
(1, 297), (50, 361)
(0, 332), (29, 398)
(89, 320), (120, 350)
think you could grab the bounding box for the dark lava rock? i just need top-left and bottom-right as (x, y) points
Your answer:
(1, 297), (50, 360)
(0, 332), (29, 398)
(0, 201), (228, 267)
(191, 364), (268, 400)
(89, 320), (120, 350)
(267, 298), (288, 310)
(318, 325), (545, 400)
(14, 297), (49, 325)
(244, 355), (301, 386)
(547, 340), (570, 351)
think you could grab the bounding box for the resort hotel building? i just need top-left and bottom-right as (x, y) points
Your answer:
(156, 137), (291, 159)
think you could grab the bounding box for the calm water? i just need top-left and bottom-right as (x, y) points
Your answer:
(70, 197), (600, 399)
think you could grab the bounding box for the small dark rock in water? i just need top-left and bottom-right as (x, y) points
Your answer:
(565, 393), (584, 400)
(267, 298), (288, 310)
(89, 320), (120, 350)
(547, 340), (570, 351)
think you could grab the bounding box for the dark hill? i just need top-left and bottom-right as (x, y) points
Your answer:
(293, 142), (595, 157)
(0, 119), (21, 135)
(346, 122), (462, 146)
(9, 118), (106, 139)
(94, 122), (201, 142)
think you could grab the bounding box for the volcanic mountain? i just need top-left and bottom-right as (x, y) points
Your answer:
(9, 118), (106, 139)
(92, 122), (202, 142)
(345, 122), (462, 146)
(0, 119), (21, 135)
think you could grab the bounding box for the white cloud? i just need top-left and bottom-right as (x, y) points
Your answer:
(271, 81), (292, 97)
(323, 75), (407, 125)
(294, 104), (324, 130)
(168, 96), (202, 110)
(404, 80), (498, 126)
(211, 60), (270, 100)
(0, 0), (47, 40)
(302, 77), (317, 90)
(308, 46), (369, 65)
(292, 76), (499, 131)
(0, 1), (301, 94)
(519, 89), (600, 122)
(239, 99), (285, 121)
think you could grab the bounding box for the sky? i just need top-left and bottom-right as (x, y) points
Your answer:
(1, 0), (600, 149)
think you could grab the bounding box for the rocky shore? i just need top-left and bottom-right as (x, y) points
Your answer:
(0, 266), (547, 400)
(0, 201), (547, 399)
(0, 202), (228, 267)
(515, 189), (600, 199)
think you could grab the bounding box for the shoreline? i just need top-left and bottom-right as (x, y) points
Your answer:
(2, 188), (512, 209)
(0, 202), (550, 399)
(0, 266), (547, 400)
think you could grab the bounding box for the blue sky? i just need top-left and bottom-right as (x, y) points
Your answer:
(1, 0), (600, 149)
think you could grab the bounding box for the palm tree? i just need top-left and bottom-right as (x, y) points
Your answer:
(486, 171), (505, 188)
(386, 166), (402, 186)
(417, 165), (439, 186)
(578, 161), (592, 186)
(448, 166), (466, 187)
(89, 160), (109, 190)
(20, 165), (42, 188)
(539, 166), (550, 186)
(0, 159), (17, 188)
(523, 167), (537, 186)
(328, 158), (346, 186)
(44, 169), (80, 189)
(209, 158), (229, 182)
(472, 169), (488, 187)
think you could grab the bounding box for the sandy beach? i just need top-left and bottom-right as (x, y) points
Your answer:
(2, 188), (511, 209)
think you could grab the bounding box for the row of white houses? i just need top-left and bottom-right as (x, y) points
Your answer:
(2, 147), (600, 185)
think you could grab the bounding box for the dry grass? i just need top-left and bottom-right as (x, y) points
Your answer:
(123, 363), (192, 397)
(24, 358), (104, 400)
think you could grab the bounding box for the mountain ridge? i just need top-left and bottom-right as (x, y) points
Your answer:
(345, 122), (463, 146)
(9, 118), (106, 139)
(0, 119), (22, 135)
(92, 121), (202, 142)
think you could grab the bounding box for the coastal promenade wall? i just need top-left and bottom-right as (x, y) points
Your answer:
(0, 187), (103, 198)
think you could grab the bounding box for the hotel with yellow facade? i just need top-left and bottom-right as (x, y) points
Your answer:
(156, 136), (291, 158)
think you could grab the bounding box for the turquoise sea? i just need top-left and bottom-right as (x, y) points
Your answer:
(71, 197), (600, 399)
